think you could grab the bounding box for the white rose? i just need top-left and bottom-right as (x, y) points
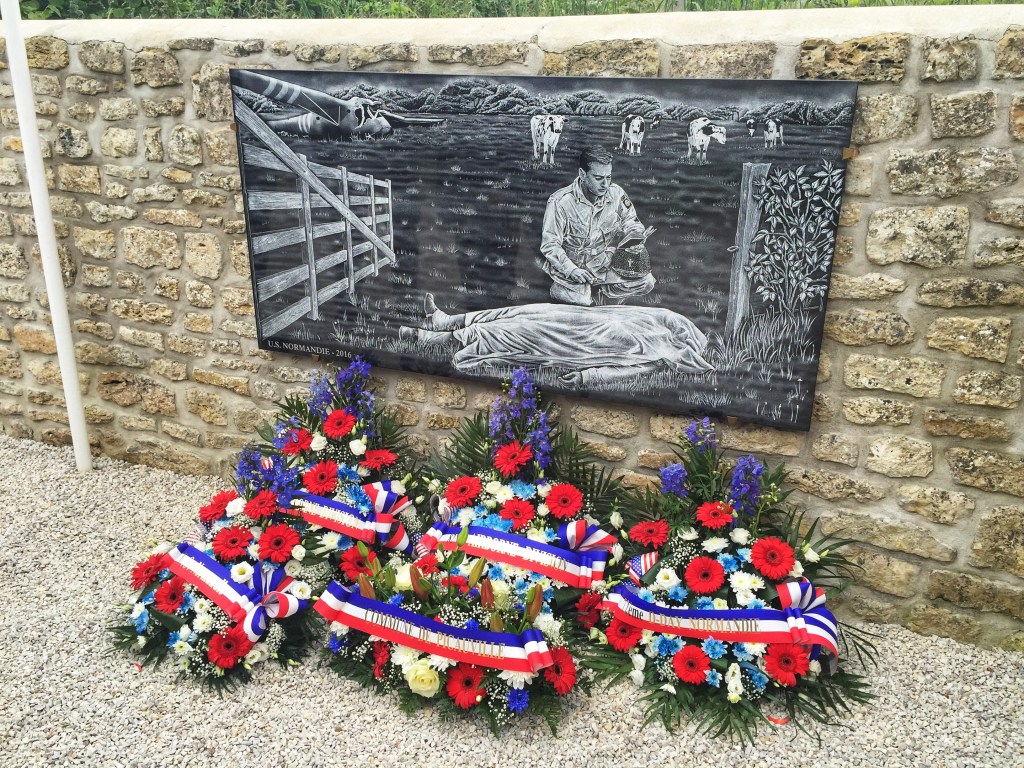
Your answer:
(349, 438), (367, 456)
(484, 498), (497, 509)
(226, 498), (246, 518)
(291, 544), (306, 561)
(230, 562), (254, 583)
(284, 559), (303, 577)
(310, 434), (327, 451)
(729, 528), (751, 545)
(484, 480), (503, 495)
(654, 568), (681, 591)
(630, 654), (646, 671)
(427, 478), (442, 494)
(394, 564), (413, 591)
(404, 658), (441, 698)
(629, 669), (645, 687)
(609, 511), (624, 529)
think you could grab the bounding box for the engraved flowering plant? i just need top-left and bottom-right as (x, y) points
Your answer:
(584, 418), (875, 743)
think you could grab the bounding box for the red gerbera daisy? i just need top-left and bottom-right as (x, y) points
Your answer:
(606, 617), (644, 652)
(695, 501), (735, 530)
(207, 625), (254, 670)
(441, 574), (470, 593)
(323, 409), (357, 439)
(545, 483), (584, 519)
(629, 519), (670, 548)
(212, 526), (253, 561)
(372, 640), (390, 679)
(750, 537), (797, 580)
(494, 440), (533, 478)
(414, 552), (439, 575)
(303, 460), (339, 495)
(130, 553), (167, 591)
(544, 647), (577, 695)
(339, 545), (377, 581)
(258, 524), (300, 564)
(446, 663), (486, 709)
(575, 591), (604, 630)
(153, 576), (186, 613)
(672, 645), (711, 685)
(243, 489), (279, 520)
(684, 556), (726, 594)
(499, 497), (536, 531)
(445, 476), (482, 507)
(281, 428), (313, 455)
(764, 643), (811, 687)
(198, 489), (238, 524)
(361, 449), (398, 471)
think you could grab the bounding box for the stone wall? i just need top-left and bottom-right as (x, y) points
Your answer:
(0, 9), (1021, 648)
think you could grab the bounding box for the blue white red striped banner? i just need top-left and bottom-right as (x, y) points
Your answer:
(290, 485), (412, 555)
(602, 581), (838, 655)
(417, 522), (611, 588)
(165, 543), (307, 643)
(315, 581), (554, 673)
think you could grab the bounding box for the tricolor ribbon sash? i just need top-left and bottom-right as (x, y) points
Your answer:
(289, 481), (413, 555)
(417, 522), (612, 588)
(165, 543), (308, 643)
(315, 581), (554, 673)
(603, 581), (838, 656)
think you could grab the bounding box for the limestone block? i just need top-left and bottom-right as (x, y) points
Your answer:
(917, 278), (1024, 307)
(948, 449), (1024, 497)
(829, 273), (907, 300)
(924, 409), (1010, 442)
(994, 25), (1024, 79)
(433, 382), (466, 409)
(930, 90), (996, 138)
(786, 467), (885, 502)
(865, 435), (933, 478)
(897, 484), (975, 525)
(922, 36), (978, 82)
(130, 48), (182, 88)
(866, 206), (969, 267)
(969, 505), (1024, 577)
(795, 34), (910, 82)
(191, 62), (234, 122)
(844, 354), (944, 398)
(348, 43), (418, 70)
(79, 40), (125, 74)
(669, 42), (776, 79)
(541, 39), (658, 77)
(185, 388), (228, 425)
(851, 93), (917, 144)
(824, 309), (913, 346)
(926, 316), (1011, 363)
(886, 148), (1018, 198)
(818, 509), (954, 561)
(571, 405), (640, 439)
(975, 238), (1024, 267)
(122, 226), (181, 269)
(928, 570), (1024, 621)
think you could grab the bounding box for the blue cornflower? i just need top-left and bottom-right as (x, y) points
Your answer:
(542, 586), (554, 603)
(659, 463), (688, 497)
(487, 564), (506, 581)
(543, 528), (557, 542)
(179, 592), (195, 614)
(745, 666), (768, 690)
(702, 638), (727, 660)
(509, 480), (536, 499)
(733, 643), (754, 662)
(717, 553), (740, 573)
(654, 635), (683, 657)
(694, 597), (716, 610)
(507, 688), (530, 714)
(705, 669), (722, 687)
(166, 630), (182, 648)
(667, 586), (689, 603)
(684, 418), (718, 453)
(388, 595), (404, 607)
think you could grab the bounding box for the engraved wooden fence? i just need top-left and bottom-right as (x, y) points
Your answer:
(725, 162), (770, 338)
(235, 100), (396, 338)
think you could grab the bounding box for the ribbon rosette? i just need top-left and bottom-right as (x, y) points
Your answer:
(166, 543), (309, 642)
(776, 579), (838, 656)
(290, 480), (414, 555)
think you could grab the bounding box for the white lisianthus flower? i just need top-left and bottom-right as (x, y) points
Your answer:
(640, 629), (655, 646)
(631, 654), (646, 671)
(645, 642), (658, 658)
(310, 433), (327, 452)
(713, 598), (729, 610)
(427, 654), (456, 671)
(609, 510), (624, 529)
(589, 627), (607, 644)
(729, 528), (751, 545)
(610, 543), (624, 565)
(629, 669), (645, 687)
(404, 659), (441, 698)
(394, 564), (413, 591)
(727, 690), (742, 704)
(680, 528), (699, 541)
(734, 589), (755, 606)
(329, 621), (349, 636)
(289, 581), (312, 601)
(484, 480), (503, 496)
(536, 503), (550, 517)
(803, 545), (821, 563)
(655, 568), (681, 591)
(291, 544), (306, 561)
(745, 642), (767, 657)
(484, 498), (497, 509)
(391, 644), (421, 670)
(457, 508), (476, 527)
(427, 478), (442, 494)
(498, 669), (537, 689)
(231, 562), (254, 583)
(193, 613), (214, 632)
(349, 437), (367, 456)
(703, 537), (728, 553)
(526, 528), (548, 544)
(284, 559), (303, 578)
(226, 497), (246, 518)
(244, 644), (266, 665)
(726, 663), (741, 682)
(536, 482), (551, 498)
(660, 684), (677, 695)
(789, 560), (805, 578)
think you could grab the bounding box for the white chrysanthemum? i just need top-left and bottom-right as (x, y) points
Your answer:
(495, 486), (515, 503)
(130, 603), (146, 620)
(484, 480), (503, 496)
(679, 528), (699, 541)
(536, 503), (549, 517)
(289, 581), (312, 600)
(134, 635), (146, 650)
(320, 532), (341, 551)
(789, 560), (805, 578)
(503, 566), (527, 582)
(226, 497), (246, 518)
(391, 644), (420, 670)
(497, 669), (537, 689)
(349, 438), (367, 456)
(630, 654), (646, 671)
(609, 511), (624, 529)
(629, 669), (645, 687)
(745, 642), (767, 657)
(483, 498), (497, 509)
(533, 613), (562, 640)
(231, 562), (254, 583)
(703, 537), (728, 553)
(284, 559), (303, 578)
(193, 613), (214, 632)
(491, 580), (512, 611)
(428, 654), (456, 671)
(329, 621), (349, 636)
(729, 528), (751, 545)
(654, 568), (681, 591)
(713, 598), (729, 610)
(172, 640), (193, 657)
(457, 508), (475, 527)
(357, 465), (371, 478)
(536, 482), (551, 498)
(193, 598), (212, 614)
(310, 434), (327, 451)
(729, 571), (763, 593)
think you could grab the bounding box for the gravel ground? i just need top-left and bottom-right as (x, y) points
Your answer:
(1, 434), (1022, 768)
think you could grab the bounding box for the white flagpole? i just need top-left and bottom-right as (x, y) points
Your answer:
(0, 3), (92, 471)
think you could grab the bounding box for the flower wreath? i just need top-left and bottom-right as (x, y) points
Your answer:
(584, 419), (874, 742)
(111, 359), (419, 690)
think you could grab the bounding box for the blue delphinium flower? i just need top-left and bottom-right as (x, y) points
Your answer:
(654, 635), (683, 657)
(509, 480), (536, 499)
(702, 638), (727, 660)
(694, 597), (716, 610)
(728, 454), (765, 515)
(659, 463), (688, 497)
(733, 643), (754, 662)
(705, 669), (722, 687)
(667, 585), (689, 603)
(717, 553), (740, 573)
(684, 417), (718, 453)
(328, 634), (349, 653)
(388, 595), (404, 607)
(507, 689), (529, 714)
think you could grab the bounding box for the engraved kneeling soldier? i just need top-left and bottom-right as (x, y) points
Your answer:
(541, 146), (656, 306)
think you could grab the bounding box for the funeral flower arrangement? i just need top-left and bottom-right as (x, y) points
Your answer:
(111, 359), (419, 690)
(585, 418), (873, 742)
(316, 369), (620, 732)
